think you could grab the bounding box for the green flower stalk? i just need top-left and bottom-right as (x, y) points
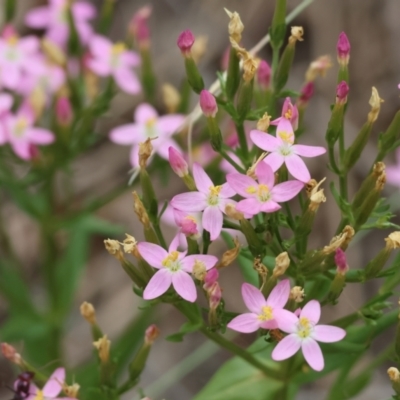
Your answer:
(270, 0), (287, 50)
(237, 56), (258, 121)
(378, 109), (400, 158)
(200, 90), (223, 151)
(93, 335), (116, 388)
(80, 301), (103, 341)
(132, 192), (159, 244)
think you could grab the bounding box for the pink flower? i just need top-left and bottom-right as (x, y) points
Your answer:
(129, 5), (152, 47)
(169, 146), (188, 177)
(27, 367), (74, 400)
(271, 97), (299, 131)
(272, 300), (346, 371)
(200, 90), (218, 118)
(137, 241), (217, 302)
(1, 106), (54, 160)
(337, 31), (350, 64)
(87, 35), (141, 94)
(0, 34), (43, 90)
(170, 163), (236, 240)
(298, 82), (314, 107)
(25, 0), (96, 47)
(227, 280), (291, 333)
(257, 60), (271, 90)
(109, 103), (184, 167)
(250, 118), (326, 182)
(386, 148), (400, 187)
(227, 162), (304, 215)
(177, 30), (195, 55)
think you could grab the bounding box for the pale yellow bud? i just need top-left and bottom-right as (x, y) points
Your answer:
(93, 335), (111, 364)
(29, 87), (46, 119)
(41, 38), (66, 66)
(290, 286), (305, 303)
(273, 252), (290, 277)
(217, 238), (240, 269)
(341, 225), (355, 250)
(305, 55), (332, 82)
(139, 138), (154, 169)
(224, 9), (244, 44)
(243, 56), (259, 83)
(123, 234), (140, 258)
(80, 301), (96, 325)
(63, 383), (80, 398)
(375, 170), (386, 191)
(104, 239), (124, 261)
(1, 343), (23, 366)
(385, 232), (400, 250)
(289, 26), (304, 45)
(323, 225), (354, 255)
(388, 367), (400, 382)
(191, 35), (208, 64)
(225, 203), (244, 220)
(132, 192), (150, 228)
(256, 113), (271, 132)
(192, 259), (207, 280)
(162, 83), (181, 114)
(373, 162), (385, 176)
(368, 87), (384, 123)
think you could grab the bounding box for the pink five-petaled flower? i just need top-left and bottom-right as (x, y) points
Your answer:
(227, 162), (304, 215)
(88, 35), (141, 95)
(227, 280), (291, 333)
(109, 103), (184, 167)
(271, 97), (299, 131)
(26, 367), (74, 400)
(272, 300), (346, 371)
(250, 118), (326, 183)
(170, 163), (236, 241)
(1, 106), (54, 160)
(137, 241), (217, 302)
(25, 0), (96, 47)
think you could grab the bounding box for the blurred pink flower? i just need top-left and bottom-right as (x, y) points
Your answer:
(227, 280), (291, 333)
(271, 97), (299, 130)
(25, 0), (96, 47)
(88, 35), (141, 94)
(385, 148), (400, 188)
(272, 300), (346, 371)
(109, 103), (184, 167)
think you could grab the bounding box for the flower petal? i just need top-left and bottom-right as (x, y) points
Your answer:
(172, 270), (197, 302)
(300, 300), (321, 324)
(260, 200), (281, 213)
(250, 130), (281, 152)
(255, 161), (275, 188)
(219, 182), (236, 198)
(386, 166), (400, 187)
(241, 283), (266, 314)
(202, 206), (223, 240)
(285, 154), (311, 182)
(25, 7), (50, 28)
(227, 313), (260, 333)
(11, 141), (31, 160)
(143, 269), (172, 300)
(273, 309), (298, 333)
(292, 144), (326, 157)
(137, 242), (168, 268)
(27, 128), (54, 144)
(89, 35), (111, 58)
(263, 153), (285, 172)
(43, 367), (64, 397)
(114, 68), (141, 94)
(236, 198), (262, 216)
(266, 279), (290, 309)
(135, 103), (158, 124)
(312, 325), (346, 343)
(182, 255), (218, 272)
(271, 334), (301, 361)
(226, 173), (258, 198)
(157, 114), (185, 135)
(193, 162), (213, 193)
(271, 180), (304, 203)
(170, 192), (207, 212)
(302, 339), (324, 371)
(109, 124), (143, 145)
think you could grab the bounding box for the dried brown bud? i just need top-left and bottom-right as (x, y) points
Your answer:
(256, 113), (271, 132)
(192, 259), (207, 280)
(217, 238), (241, 269)
(372, 162), (385, 176)
(93, 335), (111, 364)
(385, 232), (400, 250)
(243, 56), (259, 83)
(273, 252), (290, 277)
(224, 9), (244, 44)
(375, 171), (386, 191)
(123, 234), (140, 258)
(290, 286), (305, 303)
(253, 257), (268, 288)
(225, 203), (244, 220)
(41, 38), (66, 66)
(162, 83), (181, 114)
(368, 87), (384, 123)
(133, 192), (150, 228)
(305, 55), (332, 82)
(63, 383), (80, 398)
(323, 225), (354, 255)
(80, 301), (96, 325)
(104, 239), (124, 261)
(139, 138), (154, 169)
(289, 26), (304, 45)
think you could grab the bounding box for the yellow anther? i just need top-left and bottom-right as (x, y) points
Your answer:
(7, 36), (18, 46)
(297, 317), (312, 338)
(246, 186), (257, 194)
(34, 391), (44, 400)
(14, 118), (28, 137)
(284, 109), (292, 120)
(162, 251), (179, 267)
(145, 117), (157, 128)
(209, 185), (222, 196)
(112, 42), (126, 55)
(258, 184), (270, 201)
(257, 305), (273, 321)
(278, 130), (294, 144)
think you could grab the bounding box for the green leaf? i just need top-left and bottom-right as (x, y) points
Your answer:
(166, 320), (202, 342)
(193, 339), (283, 400)
(237, 252), (259, 286)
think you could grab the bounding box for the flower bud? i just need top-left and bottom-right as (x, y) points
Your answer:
(256, 113), (271, 132)
(290, 286), (305, 303)
(130, 5), (152, 48)
(273, 252), (290, 277)
(298, 82), (314, 108)
(224, 8), (244, 44)
(104, 239), (124, 262)
(388, 367), (400, 382)
(208, 281), (222, 310)
(305, 55), (332, 82)
(63, 383), (80, 398)
(367, 86), (384, 124)
(181, 216), (198, 236)
(144, 324), (160, 346)
(200, 90), (218, 118)
(93, 335), (111, 364)
(337, 32), (350, 66)
(80, 301), (96, 325)
(56, 96), (73, 127)
(122, 234), (140, 258)
(336, 81), (349, 105)
(216, 238), (240, 269)
(162, 83), (181, 113)
(203, 268), (219, 290)
(41, 38), (66, 66)
(334, 248), (348, 275)
(177, 29), (195, 56)
(132, 191), (151, 228)
(257, 60), (271, 90)
(1, 343), (22, 365)
(139, 138), (153, 169)
(193, 259), (207, 281)
(169, 147), (188, 177)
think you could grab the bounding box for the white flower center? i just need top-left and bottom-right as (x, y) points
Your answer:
(110, 42), (126, 68)
(296, 317), (314, 339)
(207, 185), (221, 206)
(162, 251), (181, 272)
(145, 117), (158, 139)
(278, 143), (293, 157)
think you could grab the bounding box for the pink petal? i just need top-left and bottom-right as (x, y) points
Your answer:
(219, 182), (236, 198)
(114, 67), (141, 94)
(87, 58), (111, 76)
(27, 128), (54, 144)
(300, 300), (321, 324)
(11, 141), (31, 160)
(301, 339), (324, 371)
(1, 67), (20, 90)
(227, 313), (260, 333)
(129, 144), (140, 167)
(0, 93), (13, 113)
(155, 138), (181, 160)
(292, 144), (326, 158)
(135, 103), (158, 124)
(241, 283), (266, 313)
(202, 206), (223, 240)
(193, 163), (214, 193)
(120, 51), (141, 67)
(170, 192), (207, 212)
(89, 35), (111, 57)
(273, 309), (298, 333)
(255, 161), (275, 188)
(260, 319), (278, 330)
(266, 279), (290, 309)
(109, 124), (143, 145)
(172, 270), (197, 302)
(157, 114), (185, 135)
(271, 180), (304, 203)
(143, 269), (172, 300)
(25, 7), (50, 28)
(386, 167), (400, 187)
(43, 367), (64, 397)
(250, 130), (280, 152)
(276, 118), (295, 144)
(260, 200), (281, 213)
(75, 21), (94, 45)
(263, 153), (285, 172)
(226, 173), (258, 198)
(271, 334), (301, 361)
(0, 125), (6, 145)
(73, 2), (97, 19)
(182, 255), (218, 272)
(285, 154), (311, 182)
(312, 325), (346, 343)
(236, 198), (262, 215)
(137, 242), (168, 269)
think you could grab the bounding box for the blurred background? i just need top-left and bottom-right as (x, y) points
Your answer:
(1, 0), (400, 399)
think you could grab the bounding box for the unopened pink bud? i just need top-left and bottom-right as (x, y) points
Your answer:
(177, 30), (195, 55)
(181, 217), (198, 236)
(298, 82), (314, 106)
(1, 343), (22, 365)
(336, 81), (349, 104)
(257, 60), (271, 90)
(334, 248), (348, 275)
(168, 146), (188, 177)
(144, 324), (160, 345)
(1, 24), (17, 40)
(200, 90), (218, 118)
(130, 6), (152, 46)
(337, 32), (350, 64)
(209, 282), (222, 310)
(56, 96), (73, 127)
(204, 268), (219, 290)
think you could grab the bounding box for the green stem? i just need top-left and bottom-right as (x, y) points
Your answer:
(153, 222), (167, 249)
(219, 150), (246, 173)
(235, 123), (250, 163)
